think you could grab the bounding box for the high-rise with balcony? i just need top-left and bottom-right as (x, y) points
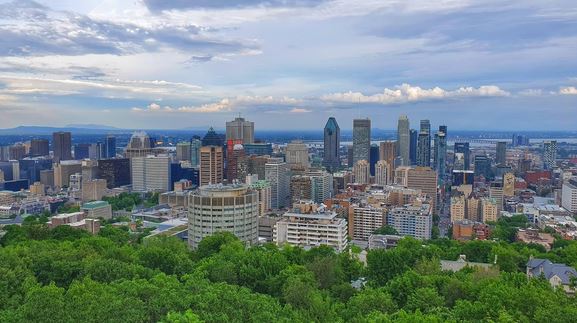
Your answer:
(322, 117), (340, 172)
(543, 140), (557, 170)
(352, 118), (371, 164)
(199, 146), (223, 185)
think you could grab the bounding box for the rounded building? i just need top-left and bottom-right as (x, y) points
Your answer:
(187, 184), (259, 248)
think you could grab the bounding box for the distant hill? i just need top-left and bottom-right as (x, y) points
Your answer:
(65, 124), (120, 130)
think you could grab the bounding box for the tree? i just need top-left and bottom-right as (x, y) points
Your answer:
(405, 287), (445, 313)
(374, 225), (399, 235)
(162, 310), (202, 323)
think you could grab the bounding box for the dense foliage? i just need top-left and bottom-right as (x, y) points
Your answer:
(1, 221), (577, 322)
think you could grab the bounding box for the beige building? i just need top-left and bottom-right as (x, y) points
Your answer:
(290, 175), (312, 202)
(249, 180), (271, 216)
(82, 201), (113, 220)
(29, 182), (45, 196)
(480, 198), (499, 222)
(53, 160), (82, 188)
(375, 160), (389, 186)
(82, 179), (107, 202)
(379, 141), (396, 182)
(406, 167), (438, 213)
(348, 205), (388, 241)
(187, 184), (259, 248)
(226, 117), (254, 144)
(200, 146), (224, 186)
(353, 159), (370, 184)
(503, 173), (515, 197)
(450, 195), (466, 222)
(285, 140), (309, 169)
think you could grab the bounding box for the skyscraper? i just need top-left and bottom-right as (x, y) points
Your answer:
(369, 145), (379, 176)
(202, 127), (225, 147)
(417, 120), (431, 167)
(543, 140), (557, 170)
(200, 146), (224, 185)
(176, 142), (192, 162)
(434, 125), (447, 183)
(191, 138), (201, 167)
(474, 155), (491, 178)
(125, 132), (153, 158)
(104, 135), (116, 159)
(496, 141), (507, 166)
(353, 160), (370, 184)
(379, 141), (396, 183)
(226, 117), (254, 144)
(397, 115), (410, 166)
(375, 160), (389, 186)
(352, 119), (371, 164)
(131, 155), (171, 192)
(265, 160), (290, 209)
(454, 142), (470, 170)
(285, 140), (309, 169)
(323, 117), (340, 172)
(52, 132), (72, 162)
(409, 129), (418, 165)
(30, 139), (49, 157)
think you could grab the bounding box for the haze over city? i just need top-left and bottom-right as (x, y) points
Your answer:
(1, 0), (576, 130)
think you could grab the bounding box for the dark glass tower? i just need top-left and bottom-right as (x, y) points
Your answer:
(417, 119), (431, 167)
(352, 118), (371, 164)
(496, 141), (507, 165)
(202, 127), (225, 147)
(322, 117), (340, 172)
(409, 129), (418, 165)
(104, 135), (116, 159)
(52, 132), (72, 162)
(434, 125), (447, 184)
(454, 142), (470, 170)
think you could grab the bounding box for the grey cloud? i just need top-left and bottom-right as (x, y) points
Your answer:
(143, 0), (328, 11)
(0, 0), (258, 57)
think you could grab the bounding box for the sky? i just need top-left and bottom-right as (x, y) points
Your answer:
(0, 0), (576, 131)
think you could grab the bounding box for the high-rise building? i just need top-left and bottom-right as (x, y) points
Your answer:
(406, 167), (438, 212)
(176, 142), (192, 162)
(190, 139), (201, 167)
(561, 178), (577, 213)
(226, 142), (246, 182)
(74, 143), (90, 160)
(202, 127), (225, 147)
(285, 140), (309, 169)
(489, 183), (504, 213)
(97, 158), (130, 188)
(104, 135), (116, 159)
(375, 160), (389, 186)
(496, 141), (507, 166)
(188, 184), (259, 248)
(226, 117), (254, 144)
(30, 139), (49, 157)
(474, 155), (491, 178)
(243, 143), (273, 157)
(53, 160), (82, 188)
(409, 129), (418, 166)
(52, 132), (72, 162)
(397, 115), (410, 166)
(417, 120), (431, 167)
(352, 119), (371, 164)
(433, 126), (447, 183)
(323, 117), (340, 172)
(503, 172), (515, 197)
(543, 140), (557, 170)
(387, 203), (432, 240)
(265, 160), (290, 209)
(454, 142), (470, 170)
(353, 160), (370, 184)
(81, 179), (107, 202)
(249, 179), (271, 216)
(290, 175), (312, 202)
(379, 141), (396, 183)
(347, 146), (354, 167)
(9, 144), (26, 160)
(125, 132), (153, 158)
(308, 170), (334, 204)
(131, 155), (171, 192)
(199, 146), (224, 186)
(348, 205), (387, 241)
(369, 145), (379, 176)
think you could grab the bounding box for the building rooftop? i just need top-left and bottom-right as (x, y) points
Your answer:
(527, 259), (577, 285)
(82, 201), (110, 209)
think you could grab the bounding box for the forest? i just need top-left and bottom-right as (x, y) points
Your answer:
(0, 218), (577, 323)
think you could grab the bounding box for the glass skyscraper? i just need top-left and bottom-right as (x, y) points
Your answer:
(352, 118), (371, 164)
(397, 115), (410, 166)
(323, 117), (340, 172)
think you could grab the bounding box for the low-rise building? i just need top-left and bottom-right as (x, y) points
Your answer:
(516, 228), (554, 251)
(48, 211), (100, 234)
(527, 258), (577, 294)
(368, 234), (403, 250)
(82, 201), (113, 220)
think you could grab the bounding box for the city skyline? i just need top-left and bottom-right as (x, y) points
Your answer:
(0, 0), (576, 130)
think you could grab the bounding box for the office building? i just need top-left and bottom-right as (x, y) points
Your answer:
(201, 127), (225, 147)
(131, 155), (171, 192)
(352, 118), (371, 164)
(387, 203), (432, 240)
(226, 117), (254, 144)
(226, 142), (246, 182)
(30, 139), (49, 157)
(417, 120), (431, 167)
(285, 140), (309, 169)
(452, 170), (475, 186)
(308, 170), (334, 204)
(97, 158), (130, 188)
(543, 141), (557, 170)
(375, 160), (389, 186)
(397, 115), (410, 166)
(353, 160), (370, 184)
(190, 138), (201, 167)
(74, 143), (90, 160)
(512, 134), (530, 147)
(82, 179), (107, 202)
(274, 202), (348, 252)
(496, 141), (507, 165)
(489, 183), (504, 213)
(249, 180), (271, 216)
(265, 160), (290, 209)
(454, 142), (470, 170)
(379, 141), (396, 183)
(409, 129), (418, 165)
(243, 143), (273, 157)
(503, 172), (515, 197)
(561, 179), (577, 213)
(176, 142), (192, 162)
(474, 155), (491, 178)
(433, 126), (447, 182)
(290, 175), (312, 202)
(125, 132), (153, 158)
(199, 146), (224, 186)
(53, 160), (82, 188)
(104, 135), (116, 159)
(323, 117), (341, 172)
(187, 184), (259, 248)
(348, 205), (387, 241)
(369, 145), (379, 176)
(407, 167), (438, 212)
(52, 132), (72, 162)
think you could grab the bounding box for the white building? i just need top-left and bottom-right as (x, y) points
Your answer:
(375, 160), (389, 186)
(387, 203), (432, 240)
(353, 160), (370, 184)
(308, 170), (333, 204)
(187, 184), (259, 249)
(131, 155), (171, 192)
(274, 203), (348, 252)
(562, 179), (577, 213)
(265, 160), (290, 209)
(285, 140), (309, 169)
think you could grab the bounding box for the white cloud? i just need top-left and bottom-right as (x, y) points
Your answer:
(320, 83), (510, 105)
(289, 107), (311, 113)
(518, 89), (543, 96)
(131, 95), (301, 113)
(559, 86), (577, 95)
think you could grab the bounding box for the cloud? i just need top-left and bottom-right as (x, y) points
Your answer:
(559, 86), (577, 95)
(289, 108), (311, 113)
(320, 84), (510, 105)
(143, 0), (328, 11)
(518, 89), (544, 96)
(0, 0), (258, 57)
